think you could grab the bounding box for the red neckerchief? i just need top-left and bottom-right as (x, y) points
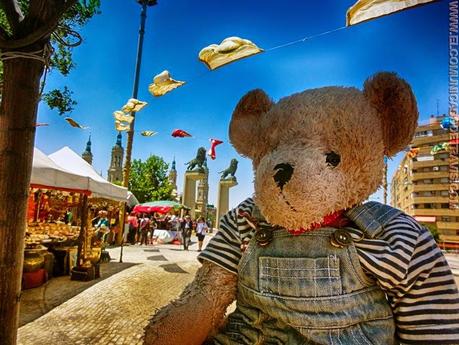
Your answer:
(287, 210), (350, 235)
(239, 209), (350, 236)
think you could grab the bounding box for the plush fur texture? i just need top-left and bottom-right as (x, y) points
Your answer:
(143, 261), (237, 345)
(229, 72), (418, 229)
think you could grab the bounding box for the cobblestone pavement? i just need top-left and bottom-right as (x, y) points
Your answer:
(17, 236), (209, 345)
(19, 262), (136, 326)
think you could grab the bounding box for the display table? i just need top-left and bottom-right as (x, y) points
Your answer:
(153, 229), (178, 243)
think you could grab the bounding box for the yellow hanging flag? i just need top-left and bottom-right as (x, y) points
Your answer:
(140, 130), (158, 137)
(148, 70), (185, 97)
(346, 0), (436, 26)
(113, 110), (134, 124)
(115, 120), (130, 132)
(199, 36), (263, 70)
(122, 98), (148, 113)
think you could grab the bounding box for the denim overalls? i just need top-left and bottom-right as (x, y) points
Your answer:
(211, 202), (401, 345)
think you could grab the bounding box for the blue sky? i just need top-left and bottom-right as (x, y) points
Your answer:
(35, 0), (446, 208)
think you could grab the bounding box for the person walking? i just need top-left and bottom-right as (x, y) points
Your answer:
(195, 217), (208, 252)
(182, 215), (193, 251)
(139, 213), (150, 246)
(127, 211), (138, 245)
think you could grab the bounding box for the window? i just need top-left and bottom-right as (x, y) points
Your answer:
(441, 216), (451, 222)
(440, 178), (449, 183)
(441, 190), (449, 196)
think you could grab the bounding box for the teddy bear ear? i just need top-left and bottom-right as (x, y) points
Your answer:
(229, 89), (273, 158)
(363, 72), (418, 157)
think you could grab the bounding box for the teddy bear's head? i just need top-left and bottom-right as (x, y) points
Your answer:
(229, 72), (418, 229)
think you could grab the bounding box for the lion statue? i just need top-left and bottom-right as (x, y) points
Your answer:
(219, 158), (238, 180)
(186, 147), (207, 171)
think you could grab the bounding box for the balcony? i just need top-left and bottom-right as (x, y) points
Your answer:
(412, 196), (451, 204)
(412, 133), (450, 147)
(412, 184), (450, 192)
(412, 209), (459, 217)
(412, 171), (449, 181)
(437, 221), (459, 231)
(412, 159), (450, 169)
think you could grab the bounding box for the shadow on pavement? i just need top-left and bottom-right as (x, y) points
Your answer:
(160, 263), (189, 274)
(19, 261), (137, 327)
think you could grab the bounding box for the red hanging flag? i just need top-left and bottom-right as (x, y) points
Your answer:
(208, 138), (223, 160)
(171, 129), (192, 138)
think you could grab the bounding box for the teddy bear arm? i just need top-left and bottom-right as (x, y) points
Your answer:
(143, 260), (237, 345)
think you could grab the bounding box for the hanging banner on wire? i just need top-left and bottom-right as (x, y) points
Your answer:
(199, 36), (263, 70)
(208, 138), (223, 160)
(65, 117), (89, 129)
(346, 0), (437, 26)
(172, 129), (192, 138)
(140, 131), (158, 137)
(149, 70), (185, 97)
(121, 98), (148, 113)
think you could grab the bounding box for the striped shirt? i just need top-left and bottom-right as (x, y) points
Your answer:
(198, 198), (459, 344)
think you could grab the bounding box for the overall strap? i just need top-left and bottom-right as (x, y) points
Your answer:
(345, 202), (402, 239)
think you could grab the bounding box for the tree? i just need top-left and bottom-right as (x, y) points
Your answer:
(129, 155), (174, 203)
(0, 1), (99, 343)
(424, 223), (440, 243)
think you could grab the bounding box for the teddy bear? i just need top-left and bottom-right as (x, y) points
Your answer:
(144, 72), (459, 344)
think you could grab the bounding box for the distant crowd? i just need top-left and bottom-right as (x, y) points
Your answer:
(126, 212), (211, 251)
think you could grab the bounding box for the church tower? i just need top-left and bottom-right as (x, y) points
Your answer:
(168, 158), (177, 189)
(107, 132), (124, 183)
(168, 158), (178, 200)
(82, 135), (93, 165)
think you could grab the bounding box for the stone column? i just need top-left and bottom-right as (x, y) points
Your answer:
(216, 178), (238, 229)
(182, 171), (205, 219)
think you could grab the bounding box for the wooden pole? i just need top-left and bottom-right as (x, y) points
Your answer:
(76, 194), (88, 267)
(383, 157), (388, 205)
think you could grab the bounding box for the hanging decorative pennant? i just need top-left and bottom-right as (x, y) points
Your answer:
(406, 147), (419, 159)
(207, 138), (223, 160)
(171, 129), (192, 138)
(113, 110), (134, 123)
(140, 130), (158, 137)
(430, 142), (449, 155)
(115, 120), (131, 132)
(148, 70), (185, 97)
(199, 36), (263, 70)
(122, 98), (148, 113)
(440, 117), (456, 130)
(65, 117), (88, 129)
(346, 0), (436, 26)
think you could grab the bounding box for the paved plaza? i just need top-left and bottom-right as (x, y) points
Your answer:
(18, 237), (207, 345)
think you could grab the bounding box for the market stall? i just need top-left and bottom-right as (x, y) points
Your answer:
(24, 148), (128, 287)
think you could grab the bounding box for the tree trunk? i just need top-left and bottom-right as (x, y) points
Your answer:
(0, 54), (45, 344)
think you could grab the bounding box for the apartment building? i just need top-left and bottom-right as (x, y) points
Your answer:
(391, 115), (459, 247)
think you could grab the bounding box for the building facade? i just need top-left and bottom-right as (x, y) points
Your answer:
(107, 133), (124, 183)
(391, 115), (459, 247)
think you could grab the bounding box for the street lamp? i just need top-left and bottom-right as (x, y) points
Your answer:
(119, 0), (157, 262)
(122, 0), (158, 189)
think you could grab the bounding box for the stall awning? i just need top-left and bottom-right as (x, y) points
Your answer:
(48, 147), (128, 202)
(31, 148), (91, 194)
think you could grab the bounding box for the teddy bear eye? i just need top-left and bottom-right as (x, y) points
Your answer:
(325, 152), (340, 167)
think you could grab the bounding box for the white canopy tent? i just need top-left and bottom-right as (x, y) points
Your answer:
(48, 146), (128, 202)
(31, 148), (91, 193)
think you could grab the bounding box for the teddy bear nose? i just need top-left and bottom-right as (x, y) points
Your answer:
(273, 163), (294, 190)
